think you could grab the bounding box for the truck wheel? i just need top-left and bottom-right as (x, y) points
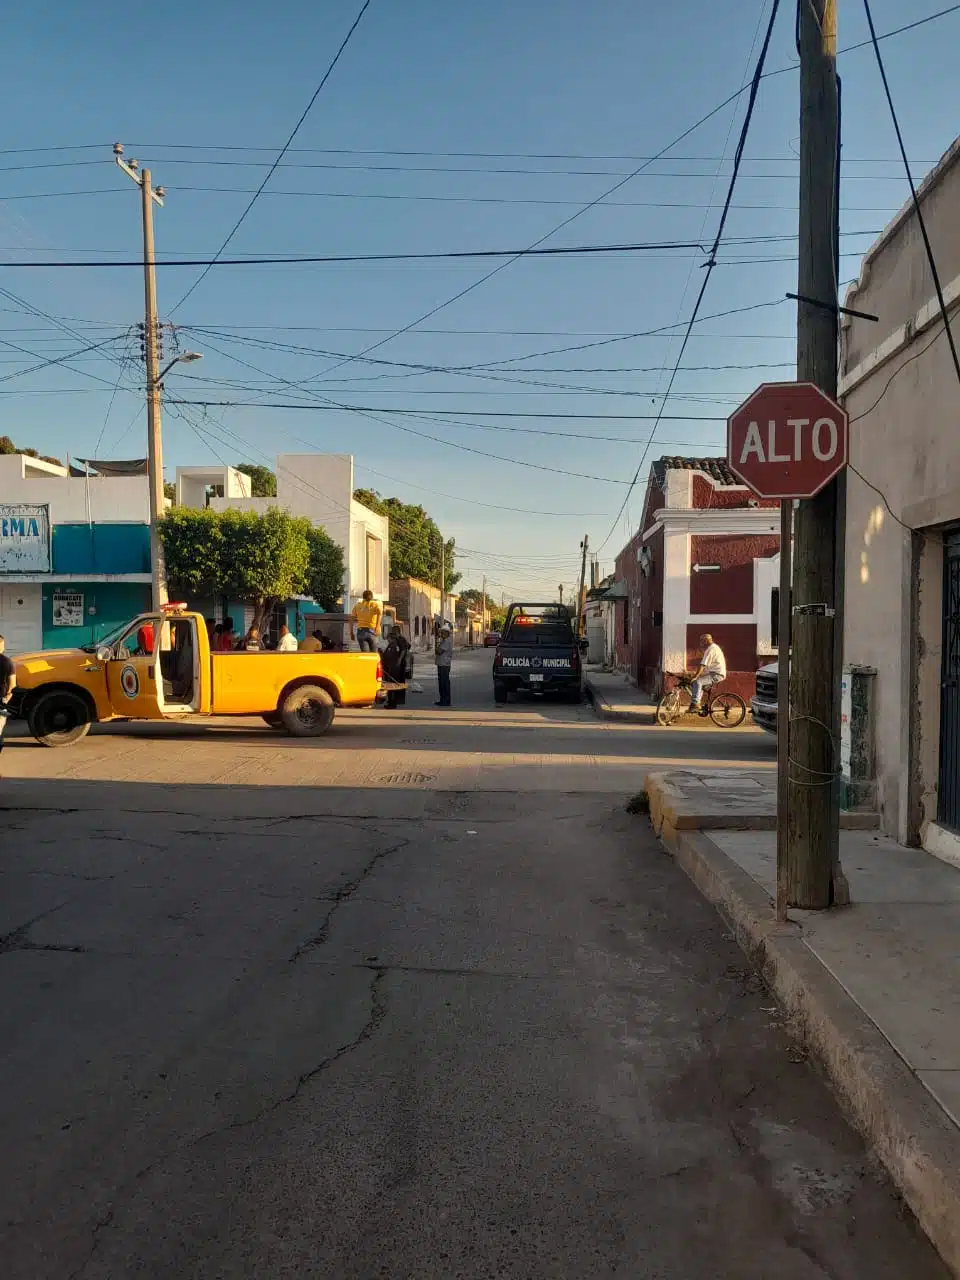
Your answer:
(261, 712), (283, 729)
(280, 684), (335, 737)
(493, 680), (508, 704)
(28, 689), (92, 747)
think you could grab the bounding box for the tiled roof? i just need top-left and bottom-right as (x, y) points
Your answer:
(653, 455), (738, 487)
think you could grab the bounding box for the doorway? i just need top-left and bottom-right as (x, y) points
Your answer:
(0, 584), (42, 654)
(939, 531), (960, 832)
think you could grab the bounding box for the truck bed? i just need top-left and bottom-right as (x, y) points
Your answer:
(209, 650), (381, 714)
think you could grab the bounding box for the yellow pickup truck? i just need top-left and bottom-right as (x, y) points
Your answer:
(12, 606), (383, 747)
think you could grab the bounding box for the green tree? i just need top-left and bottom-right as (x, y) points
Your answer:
(160, 506), (340, 633)
(354, 488), (460, 591)
(0, 435), (62, 466)
(158, 507), (225, 598)
(163, 481), (176, 503)
(235, 463), (277, 497)
(305, 526), (345, 611)
(218, 507), (311, 633)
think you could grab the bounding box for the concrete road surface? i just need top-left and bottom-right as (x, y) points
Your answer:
(0, 650), (947, 1278)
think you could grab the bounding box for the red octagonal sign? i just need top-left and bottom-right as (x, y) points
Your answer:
(727, 381), (848, 499)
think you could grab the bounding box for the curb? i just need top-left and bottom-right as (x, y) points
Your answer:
(651, 813), (960, 1276)
(584, 678), (655, 724)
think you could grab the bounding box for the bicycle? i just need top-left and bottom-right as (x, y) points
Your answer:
(655, 673), (747, 728)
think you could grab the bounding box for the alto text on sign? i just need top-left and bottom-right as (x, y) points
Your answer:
(726, 381), (848, 499)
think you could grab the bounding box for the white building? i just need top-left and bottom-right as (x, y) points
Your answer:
(0, 454), (152, 653)
(839, 137), (960, 853)
(180, 453), (389, 611)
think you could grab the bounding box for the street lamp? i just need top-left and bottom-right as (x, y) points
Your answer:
(157, 351), (203, 383)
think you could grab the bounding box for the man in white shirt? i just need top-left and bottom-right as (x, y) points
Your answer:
(276, 623), (298, 652)
(691, 632), (727, 710)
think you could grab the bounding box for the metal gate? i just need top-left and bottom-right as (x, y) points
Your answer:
(939, 532), (960, 832)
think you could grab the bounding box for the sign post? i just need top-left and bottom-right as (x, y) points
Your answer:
(727, 382), (848, 915)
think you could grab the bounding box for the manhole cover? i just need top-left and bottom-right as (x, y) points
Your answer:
(380, 772), (437, 785)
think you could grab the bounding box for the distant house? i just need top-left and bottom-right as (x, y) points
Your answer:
(611, 457), (780, 701)
(389, 577), (459, 650)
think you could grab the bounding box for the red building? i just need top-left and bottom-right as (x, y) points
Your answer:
(612, 457), (781, 702)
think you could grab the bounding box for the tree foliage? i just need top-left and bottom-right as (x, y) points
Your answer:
(304, 526), (345, 611)
(353, 488), (460, 591)
(235, 463), (277, 497)
(0, 435), (62, 466)
(159, 506), (344, 629)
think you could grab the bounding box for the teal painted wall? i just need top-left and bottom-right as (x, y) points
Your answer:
(42, 581), (151, 649)
(52, 523), (150, 575)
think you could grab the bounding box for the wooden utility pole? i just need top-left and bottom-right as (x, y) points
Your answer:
(575, 534), (589, 637)
(440, 539), (445, 630)
(786, 0), (847, 908)
(115, 145), (167, 607)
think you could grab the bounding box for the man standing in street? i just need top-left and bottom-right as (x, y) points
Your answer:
(435, 622), (453, 707)
(690, 632), (727, 711)
(351, 590), (382, 653)
(0, 635), (16, 772)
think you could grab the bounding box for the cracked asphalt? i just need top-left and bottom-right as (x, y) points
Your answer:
(0, 651), (948, 1278)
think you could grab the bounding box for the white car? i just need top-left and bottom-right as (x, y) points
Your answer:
(751, 662), (779, 736)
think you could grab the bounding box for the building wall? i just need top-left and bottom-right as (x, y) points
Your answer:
(51, 524), (150, 575)
(41, 581), (152, 650)
(689, 534), (779, 615)
(839, 138), (960, 844)
(637, 526), (664, 689)
(198, 453), (388, 612)
(390, 577), (442, 651)
(0, 457), (149, 523)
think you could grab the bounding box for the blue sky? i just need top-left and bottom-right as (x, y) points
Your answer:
(2, 0), (958, 598)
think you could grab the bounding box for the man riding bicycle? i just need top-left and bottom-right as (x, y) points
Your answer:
(690, 633), (727, 711)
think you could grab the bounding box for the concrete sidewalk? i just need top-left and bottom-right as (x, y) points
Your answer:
(645, 768), (960, 1276)
(584, 668), (656, 722)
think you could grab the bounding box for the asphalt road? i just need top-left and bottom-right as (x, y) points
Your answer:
(0, 650), (947, 1278)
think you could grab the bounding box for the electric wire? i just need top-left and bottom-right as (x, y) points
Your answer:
(167, 0), (373, 313)
(597, 0), (782, 552)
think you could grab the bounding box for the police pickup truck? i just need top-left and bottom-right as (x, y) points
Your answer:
(492, 603), (586, 703)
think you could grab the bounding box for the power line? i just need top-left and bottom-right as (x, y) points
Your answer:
(168, 0), (373, 314)
(861, 0), (960, 390)
(598, 0), (781, 552)
(168, 399), (731, 421)
(0, 236), (834, 269)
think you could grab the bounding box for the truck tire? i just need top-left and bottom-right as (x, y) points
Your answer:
(28, 689), (93, 747)
(261, 712), (283, 729)
(280, 684), (335, 737)
(493, 680), (508, 704)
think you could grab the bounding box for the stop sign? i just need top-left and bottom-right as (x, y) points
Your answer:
(726, 381), (848, 499)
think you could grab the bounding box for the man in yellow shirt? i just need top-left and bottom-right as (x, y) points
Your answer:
(351, 590), (382, 652)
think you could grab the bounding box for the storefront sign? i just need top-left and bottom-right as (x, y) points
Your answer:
(0, 504), (50, 572)
(52, 591), (84, 627)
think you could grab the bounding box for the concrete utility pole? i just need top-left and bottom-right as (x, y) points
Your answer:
(786, 0), (848, 909)
(115, 144), (167, 608)
(481, 574), (487, 641)
(558, 584), (564, 605)
(575, 534), (589, 637)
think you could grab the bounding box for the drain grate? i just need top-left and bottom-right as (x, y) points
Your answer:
(380, 772), (437, 785)
(401, 737), (437, 744)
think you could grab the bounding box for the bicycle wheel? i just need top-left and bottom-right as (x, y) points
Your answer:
(709, 691), (747, 728)
(656, 686), (690, 726)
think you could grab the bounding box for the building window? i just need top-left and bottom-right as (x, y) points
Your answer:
(414, 616), (419, 636)
(622, 600), (630, 645)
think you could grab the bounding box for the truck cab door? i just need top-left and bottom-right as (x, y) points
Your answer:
(104, 615), (165, 719)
